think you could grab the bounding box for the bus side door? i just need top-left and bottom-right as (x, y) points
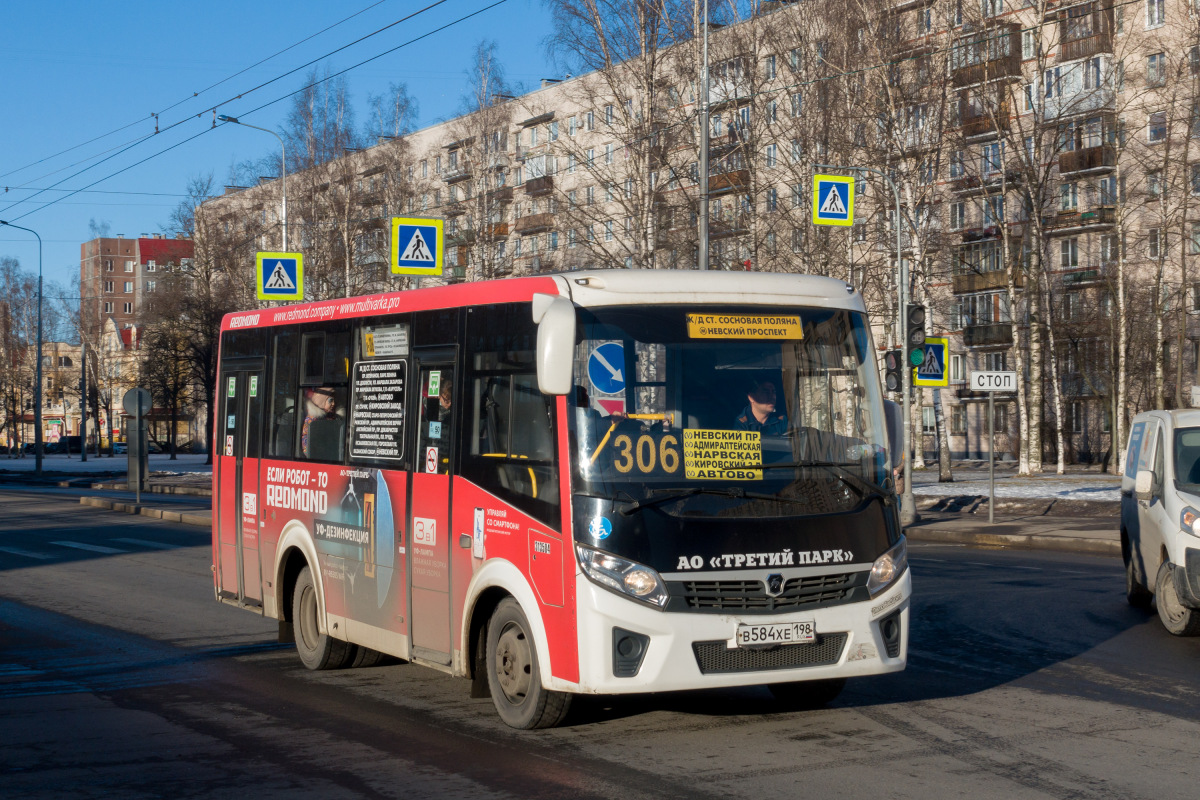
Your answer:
(216, 362), (266, 608)
(407, 353), (457, 665)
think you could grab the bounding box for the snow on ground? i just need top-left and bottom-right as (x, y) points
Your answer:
(0, 453), (212, 475)
(911, 474), (1121, 501)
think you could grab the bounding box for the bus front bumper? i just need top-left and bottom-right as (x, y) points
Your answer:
(567, 569), (910, 695)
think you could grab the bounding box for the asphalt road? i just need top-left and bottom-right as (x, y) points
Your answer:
(1, 488), (1197, 799)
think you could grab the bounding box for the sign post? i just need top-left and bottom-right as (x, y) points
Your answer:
(970, 370), (1016, 523)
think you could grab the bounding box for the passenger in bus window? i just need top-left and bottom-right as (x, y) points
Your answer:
(301, 387), (341, 457)
(735, 378), (788, 435)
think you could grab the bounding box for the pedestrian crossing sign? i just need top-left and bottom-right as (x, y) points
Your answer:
(913, 336), (950, 387)
(392, 217), (444, 276)
(256, 252), (304, 301)
(812, 175), (854, 226)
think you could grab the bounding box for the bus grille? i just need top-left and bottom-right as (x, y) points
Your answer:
(668, 573), (862, 614)
(692, 634), (848, 674)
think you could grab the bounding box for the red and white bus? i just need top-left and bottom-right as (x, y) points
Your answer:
(213, 270), (909, 728)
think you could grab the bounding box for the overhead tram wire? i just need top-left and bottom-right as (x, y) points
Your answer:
(0, 0), (407, 184)
(1, 0), (508, 225)
(0, 0), (460, 221)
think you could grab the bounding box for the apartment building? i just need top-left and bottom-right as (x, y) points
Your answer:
(80, 234), (194, 331)
(198, 0), (1200, 467)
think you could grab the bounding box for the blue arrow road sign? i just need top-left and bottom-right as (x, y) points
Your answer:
(588, 342), (626, 396)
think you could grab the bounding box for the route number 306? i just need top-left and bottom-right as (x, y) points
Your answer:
(613, 434), (680, 474)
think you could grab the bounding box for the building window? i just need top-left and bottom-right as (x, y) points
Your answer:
(1148, 169), (1162, 198)
(1149, 227), (1164, 258)
(1192, 224), (1200, 256)
(104, 280), (114, 293)
(1101, 234), (1120, 264)
(765, 54), (776, 79)
(1070, 401), (1085, 434)
(984, 351), (1007, 371)
(950, 202), (966, 230)
(792, 227), (804, 254)
(586, 186), (595, 206)
(765, 143), (777, 167)
(1021, 30), (1036, 60)
(766, 100), (777, 123)
(104, 302), (114, 314)
(950, 354), (965, 382)
(1146, 0), (1164, 28)
(605, 221), (613, 241)
(123, 302), (133, 314)
(567, 154), (576, 174)
(145, 280), (156, 293)
(550, 121), (558, 141)
(993, 403), (1009, 431)
(982, 0), (1004, 18)
(951, 405), (967, 435)
(1101, 176), (1118, 205)
(984, 196), (1004, 226)
(766, 188), (778, 211)
(1147, 52), (1166, 86)
(586, 110), (594, 131)
(104, 259), (113, 271)
(1149, 111), (1168, 142)
(790, 93), (802, 118)
(922, 406), (936, 435)
(1060, 182), (1078, 211)
(1061, 238), (1079, 268)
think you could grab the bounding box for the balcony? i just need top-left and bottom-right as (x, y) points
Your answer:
(1060, 267), (1104, 286)
(486, 185), (513, 204)
(483, 222), (510, 238)
(710, 209), (750, 239)
(951, 22), (1021, 87)
(524, 175), (554, 197)
(1042, 206), (1115, 235)
(443, 163), (472, 184)
(1060, 31), (1113, 62)
(952, 170), (1021, 194)
(953, 269), (1023, 294)
(1059, 144), (1115, 175)
(963, 323), (1013, 347)
(514, 213), (555, 235)
(709, 168), (750, 196)
(1055, 2), (1114, 61)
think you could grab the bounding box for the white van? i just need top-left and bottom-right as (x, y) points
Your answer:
(1121, 410), (1200, 635)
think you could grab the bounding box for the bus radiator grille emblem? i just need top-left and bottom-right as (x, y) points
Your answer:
(765, 573), (785, 597)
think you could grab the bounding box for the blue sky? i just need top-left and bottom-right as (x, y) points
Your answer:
(0, 0), (558, 292)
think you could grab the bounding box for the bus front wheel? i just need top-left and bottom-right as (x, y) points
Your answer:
(292, 566), (354, 670)
(768, 678), (846, 710)
(486, 598), (571, 729)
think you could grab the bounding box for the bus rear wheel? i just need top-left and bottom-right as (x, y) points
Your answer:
(768, 678), (846, 710)
(292, 566), (354, 670)
(486, 598), (571, 729)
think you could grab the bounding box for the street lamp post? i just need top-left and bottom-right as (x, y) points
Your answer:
(698, 0), (710, 271)
(217, 115), (288, 251)
(1, 220), (43, 475)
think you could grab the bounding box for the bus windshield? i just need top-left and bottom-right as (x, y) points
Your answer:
(569, 305), (889, 520)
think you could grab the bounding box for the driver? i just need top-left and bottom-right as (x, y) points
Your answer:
(735, 378), (788, 435)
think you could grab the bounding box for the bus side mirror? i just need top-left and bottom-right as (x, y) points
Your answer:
(883, 399), (902, 469)
(532, 293), (575, 395)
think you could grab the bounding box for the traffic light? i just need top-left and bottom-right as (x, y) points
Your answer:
(883, 348), (904, 392)
(906, 304), (927, 367)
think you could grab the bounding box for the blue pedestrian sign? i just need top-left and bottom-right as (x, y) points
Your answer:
(913, 336), (949, 387)
(588, 342), (626, 396)
(811, 175), (854, 226)
(392, 216), (444, 276)
(256, 252), (304, 301)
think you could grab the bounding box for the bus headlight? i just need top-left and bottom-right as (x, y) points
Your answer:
(866, 536), (908, 597)
(1181, 507), (1200, 537)
(576, 545), (668, 608)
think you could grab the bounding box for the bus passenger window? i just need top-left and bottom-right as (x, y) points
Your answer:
(268, 331), (299, 458)
(297, 323), (353, 463)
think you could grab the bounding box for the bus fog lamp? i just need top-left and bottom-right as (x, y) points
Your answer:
(867, 536), (908, 597)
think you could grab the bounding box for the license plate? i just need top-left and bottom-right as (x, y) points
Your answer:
(735, 620), (816, 647)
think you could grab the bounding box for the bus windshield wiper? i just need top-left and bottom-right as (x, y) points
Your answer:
(619, 486), (787, 516)
(728, 460), (884, 499)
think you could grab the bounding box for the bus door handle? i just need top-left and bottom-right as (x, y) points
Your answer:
(459, 534), (472, 549)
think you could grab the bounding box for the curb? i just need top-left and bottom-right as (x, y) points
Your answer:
(80, 496), (211, 529)
(906, 527), (1120, 556)
(90, 482), (212, 497)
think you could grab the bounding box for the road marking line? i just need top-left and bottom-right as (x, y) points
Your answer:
(966, 562), (995, 568)
(1007, 566), (1042, 571)
(911, 557), (948, 563)
(50, 541), (128, 554)
(112, 538), (180, 550)
(0, 546), (53, 560)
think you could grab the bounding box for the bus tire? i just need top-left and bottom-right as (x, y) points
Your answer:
(767, 678), (846, 709)
(1125, 551), (1153, 609)
(349, 645), (386, 669)
(486, 598), (571, 729)
(292, 566), (354, 670)
(1155, 562), (1200, 636)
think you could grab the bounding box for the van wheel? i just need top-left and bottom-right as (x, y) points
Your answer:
(1125, 551), (1153, 609)
(292, 566), (354, 669)
(768, 678), (846, 709)
(486, 598), (571, 729)
(1155, 562), (1200, 636)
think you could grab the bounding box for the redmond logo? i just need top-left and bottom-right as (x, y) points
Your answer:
(229, 314), (261, 329)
